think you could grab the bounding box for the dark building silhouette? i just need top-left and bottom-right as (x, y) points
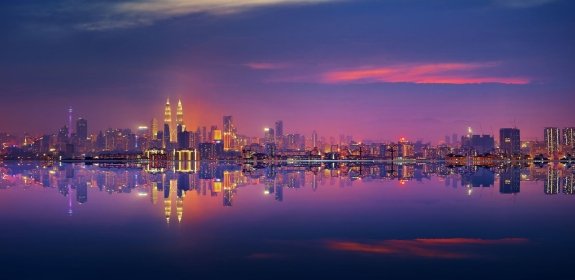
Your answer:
(76, 118), (88, 141)
(500, 128), (520, 156)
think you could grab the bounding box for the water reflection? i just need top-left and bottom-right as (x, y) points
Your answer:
(1, 162), (574, 222)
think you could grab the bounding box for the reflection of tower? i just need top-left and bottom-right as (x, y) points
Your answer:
(162, 179), (179, 224)
(76, 182), (88, 203)
(563, 173), (574, 194)
(311, 173), (318, 191)
(499, 167), (520, 194)
(275, 185), (283, 202)
(150, 182), (158, 204)
(544, 167), (560, 194)
(170, 179), (178, 223)
(163, 175), (171, 223)
(223, 188), (233, 207)
(67, 184), (73, 216)
(176, 196), (184, 223)
(164, 98), (172, 147)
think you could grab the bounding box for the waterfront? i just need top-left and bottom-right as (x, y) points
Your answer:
(0, 162), (574, 279)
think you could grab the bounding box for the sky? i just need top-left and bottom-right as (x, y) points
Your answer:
(0, 0), (574, 143)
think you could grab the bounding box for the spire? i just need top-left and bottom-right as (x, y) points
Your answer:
(164, 98), (173, 144)
(176, 99), (184, 126)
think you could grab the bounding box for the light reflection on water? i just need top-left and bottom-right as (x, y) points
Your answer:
(0, 162), (574, 279)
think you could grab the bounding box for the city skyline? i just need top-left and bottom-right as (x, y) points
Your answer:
(1, 0), (574, 140)
(1, 1), (574, 279)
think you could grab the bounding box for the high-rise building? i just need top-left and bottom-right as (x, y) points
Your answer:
(151, 118), (158, 139)
(177, 126), (190, 149)
(223, 116), (235, 151)
(67, 107), (73, 139)
(452, 133), (458, 146)
(544, 127), (561, 155)
(462, 134), (495, 155)
(164, 98), (172, 147)
(176, 99), (184, 126)
(275, 120), (284, 138)
(312, 130), (318, 148)
(76, 118), (88, 141)
(563, 127), (575, 148)
(499, 128), (520, 156)
(223, 116), (234, 133)
(264, 128), (275, 143)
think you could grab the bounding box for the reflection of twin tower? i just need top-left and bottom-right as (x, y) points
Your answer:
(150, 177), (184, 224)
(163, 98), (184, 147)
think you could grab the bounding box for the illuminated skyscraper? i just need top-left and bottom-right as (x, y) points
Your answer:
(223, 116), (234, 133)
(223, 116), (235, 151)
(164, 98), (172, 147)
(177, 99), (184, 126)
(499, 128), (520, 156)
(151, 118), (158, 139)
(563, 127), (575, 148)
(544, 127), (560, 155)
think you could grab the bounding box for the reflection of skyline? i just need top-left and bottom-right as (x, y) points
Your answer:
(1, 163), (574, 222)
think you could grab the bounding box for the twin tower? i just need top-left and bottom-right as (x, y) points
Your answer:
(163, 98), (184, 144)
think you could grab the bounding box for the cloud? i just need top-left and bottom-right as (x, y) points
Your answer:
(76, 0), (337, 30)
(326, 238), (528, 259)
(245, 62), (291, 70)
(321, 62), (530, 85)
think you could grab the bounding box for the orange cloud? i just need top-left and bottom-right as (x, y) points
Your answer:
(326, 237), (528, 259)
(322, 63), (529, 85)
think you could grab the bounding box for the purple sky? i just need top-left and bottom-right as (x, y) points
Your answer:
(0, 0), (574, 143)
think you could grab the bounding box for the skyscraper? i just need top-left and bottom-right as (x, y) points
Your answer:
(312, 130), (318, 148)
(223, 116), (235, 151)
(176, 99), (184, 126)
(499, 128), (520, 156)
(563, 127), (575, 149)
(544, 127), (560, 155)
(67, 107), (73, 139)
(164, 98), (172, 147)
(223, 116), (234, 133)
(76, 118), (88, 141)
(275, 120), (284, 138)
(151, 118), (158, 139)
(264, 128), (275, 143)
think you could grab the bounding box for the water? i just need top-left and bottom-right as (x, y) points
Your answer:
(0, 162), (574, 279)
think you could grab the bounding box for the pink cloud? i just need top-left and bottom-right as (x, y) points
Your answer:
(245, 62), (291, 70)
(326, 237), (528, 259)
(322, 63), (530, 85)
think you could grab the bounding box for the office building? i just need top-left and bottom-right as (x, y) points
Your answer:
(499, 128), (520, 156)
